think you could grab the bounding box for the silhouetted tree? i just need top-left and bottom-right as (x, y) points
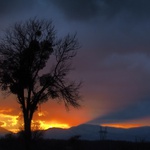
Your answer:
(0, 18), (81, 149)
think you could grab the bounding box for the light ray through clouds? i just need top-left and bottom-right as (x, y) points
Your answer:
(88, 97), (150, 125)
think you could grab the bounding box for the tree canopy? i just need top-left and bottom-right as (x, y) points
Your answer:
(0, 18), (81, 148)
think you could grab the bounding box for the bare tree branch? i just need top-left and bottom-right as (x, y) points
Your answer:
(0, 18), (81, 147)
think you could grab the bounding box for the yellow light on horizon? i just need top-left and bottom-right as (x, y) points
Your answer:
(101, 123), (141, 129)
(38, 120), (70, 130)
(0, 113), (19, 133)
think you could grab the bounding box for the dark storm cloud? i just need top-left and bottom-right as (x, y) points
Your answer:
(100, 0), (150, 19)
(0, 0), (34, 15)
(50, 0), (99, 20)
(49, 0), (150, 21)
(89, 97), (150, 124)
(1, 0), (150, 21)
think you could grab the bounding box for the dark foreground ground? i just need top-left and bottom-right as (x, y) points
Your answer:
(0, 136), (150, 150)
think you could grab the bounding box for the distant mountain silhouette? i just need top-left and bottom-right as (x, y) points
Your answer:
(0, 127), (11, 136)
(44, 124), (150, 142)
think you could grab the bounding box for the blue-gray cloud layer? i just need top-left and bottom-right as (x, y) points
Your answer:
(89, 97), (150, 124)
(50, 0), (150, 21)
(0, 0), (34, 15)
(1, 0), (150, 20)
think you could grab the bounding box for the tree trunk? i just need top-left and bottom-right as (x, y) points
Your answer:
(23, 110), (32, 150)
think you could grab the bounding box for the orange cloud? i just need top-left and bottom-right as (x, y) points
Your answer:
(0, 121), (5, 126)
(0, 109), (13, 114)
(0, 96), (92, 132)
(101, 123), (142, 129)
(0, 113), (19, 132)
(33, 120), (70, 130)
(33, 100), (91, 127)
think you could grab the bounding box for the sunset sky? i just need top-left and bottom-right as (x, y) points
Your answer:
(0, 0), (150, 132)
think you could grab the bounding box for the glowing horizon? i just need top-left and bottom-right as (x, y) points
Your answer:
(1, 97), (150, 133)
(101, 123), (142, 129)
(1, 119), (70, 133)
(0, 111), (150, 133)
(35, 120), (70, 130)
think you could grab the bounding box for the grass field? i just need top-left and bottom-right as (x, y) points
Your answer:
(0, 135), (150, 150)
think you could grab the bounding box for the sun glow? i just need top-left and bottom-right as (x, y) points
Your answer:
(0, 113), (19, 133)
(38, 121), (70, 130)
(0, 108), (71, 133)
